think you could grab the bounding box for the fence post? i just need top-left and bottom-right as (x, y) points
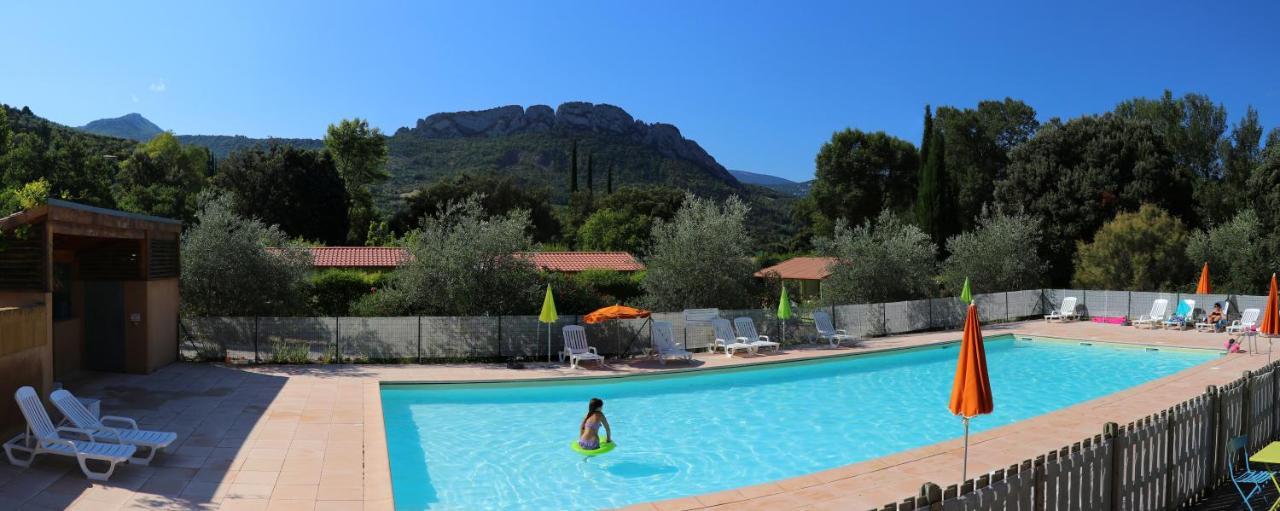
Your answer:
(1032, 454), (1045, 511)
(333, 316), (341, 363)
(1206, 385), (1221, 482)
(1104, 422), (1120, 510)
(881, 303), (887, 335)
(416, 316), (422, 364)
(496, 315), (503, 358)
(928, 298), (933, 330)
(1005, 292), (1010, 322)
(252, 316), (260, 364)
(1242, 370), (1254, 448)
(1163, 410), (1175, 509)
(917, 482), (941, 508)
(1127, 292), (1132, 319)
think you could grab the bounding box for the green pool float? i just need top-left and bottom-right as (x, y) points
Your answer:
(570, 440), (616, 456)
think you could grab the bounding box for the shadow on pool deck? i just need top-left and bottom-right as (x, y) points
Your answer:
(0, 364), (285, 510)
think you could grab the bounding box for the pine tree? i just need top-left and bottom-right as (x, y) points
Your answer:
(569, 140), (579, 193)
(916, 105), (947, 244)
(586, 154), (594, 193)
(607, 163), (613, 194)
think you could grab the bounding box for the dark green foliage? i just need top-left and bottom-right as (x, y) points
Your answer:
(326, 118), (389, 244)
(816, 210), (937, 304)
(607, 163), (613, 194)
(569, 140), (578, 192)
(1247, 130), (1280, 267)
(808, 129), (919, 236)
(540, 272), (607, 314)
(114, 132), (209, 224)
(569, 185), (685, 253)
(1114, 90), (1227, 181)
(573, 269), (644, 304)
(935, 99), (1039, 233)
(586, 154), (594, 193)
(177, 135), (325, 159)
(309, 269), (387, 315)
(995, 115), (1191, 285)
(0, 104), (131, 211)
(390, 173), (561, 243)
(916, 120), (950, 245)
(642, 195), (761, 310)
(213, 144), (350, 245)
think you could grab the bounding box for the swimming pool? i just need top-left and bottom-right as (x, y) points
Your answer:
(380, 335), (1220, 510)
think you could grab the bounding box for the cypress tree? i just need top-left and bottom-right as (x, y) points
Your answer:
(920, 126), (949, 246)
(569, 140), (579, 193)
(607, 163), (613, 194)
(914, 105), (934, 230)
(586, 154), (594, 193)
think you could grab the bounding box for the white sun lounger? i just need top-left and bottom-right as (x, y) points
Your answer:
(1044, 297), (1078, 322)
(1161, 300), (1196, 330)
(734, 317), (780, 353)
(561, 325), (605, 369)
(1195, 302), (1230, 332)
(650, 321), (693, 366)
(711, 318), (756, 357)
(3, 387), (135, 481)
(813, 310), (861, 348)
(1227, 308), (1261, 335)
(1132, 299), (1169, 329)
(50, 389), (177, 466)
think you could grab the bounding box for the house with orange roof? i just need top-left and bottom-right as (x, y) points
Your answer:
(754, 256), (837, 301)
(297, 247), (644, 274)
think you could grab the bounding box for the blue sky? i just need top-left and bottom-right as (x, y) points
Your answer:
(3, 1), (1277, 181)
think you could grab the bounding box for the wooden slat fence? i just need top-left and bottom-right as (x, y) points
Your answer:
(875, 364), (1280, 511)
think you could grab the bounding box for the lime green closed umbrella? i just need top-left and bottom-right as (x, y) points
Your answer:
(777, 285), (793, 345)
(539, 284), (559, 363)
(960, 277), (972, 305)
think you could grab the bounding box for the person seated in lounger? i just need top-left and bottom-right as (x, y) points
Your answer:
(1207, 303), (1226, 331)
(578, 397), (612, 450)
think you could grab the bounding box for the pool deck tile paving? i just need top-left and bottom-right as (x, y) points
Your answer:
(0, 320), (1271, 510)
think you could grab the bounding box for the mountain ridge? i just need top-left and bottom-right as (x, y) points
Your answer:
(78, 113), (163, 141)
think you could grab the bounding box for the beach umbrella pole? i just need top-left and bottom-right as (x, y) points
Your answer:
(962, 416), (970, 482)
(547, 324), (552, 364)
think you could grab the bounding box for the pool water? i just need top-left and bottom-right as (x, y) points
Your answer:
(380, 336), (1219, 510)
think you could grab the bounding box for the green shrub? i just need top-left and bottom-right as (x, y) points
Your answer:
(310, 269), (387, 315)
(541, 272), (608, 314)
(572, 269), (644, 304)
(1073, 205), (1191, 291)
(268, 340), (312, 364)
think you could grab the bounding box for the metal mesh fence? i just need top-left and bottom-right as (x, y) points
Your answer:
(179, 288), (1279, 363)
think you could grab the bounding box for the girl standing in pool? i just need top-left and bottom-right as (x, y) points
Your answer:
(578, 397), (612, 450)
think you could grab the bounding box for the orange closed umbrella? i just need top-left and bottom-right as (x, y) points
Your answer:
(1260, 274), (1279, 336)
(949, 304), (993, 482)
(583, 305), (651, 324)
(1196, 262), (1211, 294)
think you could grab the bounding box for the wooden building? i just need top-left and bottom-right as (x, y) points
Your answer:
(0, 200), (181, 435)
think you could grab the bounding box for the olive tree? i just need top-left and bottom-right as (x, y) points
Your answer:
(1072, 205), (1191, 291)
(816, 210), (937, 304)
(941, 209), (1046, 294)
(1186, 209), (1274, 294)
(353, 196), (541, 315)
(641, 194), (759, 310)
(180, 192), (311, 316)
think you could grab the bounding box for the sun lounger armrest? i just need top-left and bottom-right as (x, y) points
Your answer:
(736, 336), (750, 343)
(835, 329), (847, 335)
(588, 347), (599, 355)
(55, 426), (97, 443)
(100, 416), (138, 430)
(757, 335), (770, 342)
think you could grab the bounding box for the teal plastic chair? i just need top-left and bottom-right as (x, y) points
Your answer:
(1229, 436), (1274, 510)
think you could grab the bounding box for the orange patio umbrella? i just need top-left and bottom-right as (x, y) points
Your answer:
(1196, 262), (1211, 294)
(1260, 274), (1279, 336)
(583, 305), (651, 324)
(948, 304), (994, 482)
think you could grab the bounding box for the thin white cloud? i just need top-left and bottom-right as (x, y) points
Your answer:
(149, 80), (167, 93)
(131, 94), (140, 103)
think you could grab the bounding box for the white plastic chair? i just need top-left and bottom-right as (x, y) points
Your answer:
(560, 325), (604, 369)
(1132, 299), (1169, 329)
(50, 389), (177, 466)
(3, 387), (135, 481)
(1044, 297), (1078, 322)
(711, 319), (756, 357)
(650, 321), (693, 366)
(1161, 300), (1196, 330)
(734, 317), (780, 352)
(813, 310), (861, 348)
(1227, 308), (1261, 334)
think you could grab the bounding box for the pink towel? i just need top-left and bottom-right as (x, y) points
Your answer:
(1090, 316), (1127, 325)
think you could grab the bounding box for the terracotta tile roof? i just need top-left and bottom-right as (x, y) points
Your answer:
(307, 247), (411, 268)
(293, 248), (643, 272)
(754, 256), (837, 280)
(519, 251), (645, 272)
